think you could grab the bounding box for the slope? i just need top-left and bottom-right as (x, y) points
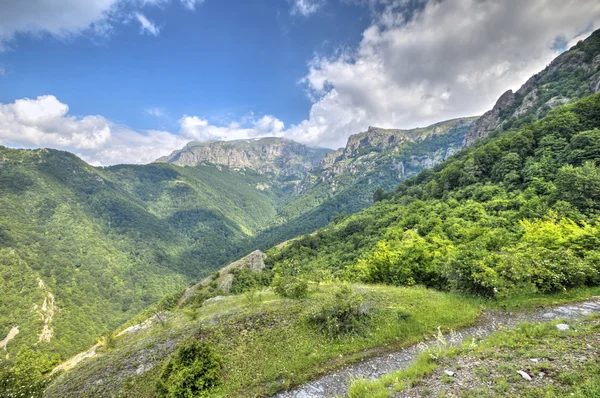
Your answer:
(0, 148), (283, 365)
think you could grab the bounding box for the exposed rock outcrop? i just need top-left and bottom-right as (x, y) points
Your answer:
(156, 137), (329, 180)
(320, 118), (477, 183)
(464, 29), (600, 146)
(180, 250), (268, 304)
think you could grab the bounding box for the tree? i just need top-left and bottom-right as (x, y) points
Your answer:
(373, 188), (386, 202)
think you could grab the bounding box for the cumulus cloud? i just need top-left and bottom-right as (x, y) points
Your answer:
(291, 0), (324, 16)
(0, 0), (203, 51)
(287, 0), (600, 149)
(0, 95), (112, 150)
(0, 95), (287, 165)
(0, 95), (184, 165)
(179, 114), (285, 141)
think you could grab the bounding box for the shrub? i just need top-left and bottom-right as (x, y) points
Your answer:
(306, 285), (372, 338)
(272, 274), (308, 299)
(156, 339), (222, 398)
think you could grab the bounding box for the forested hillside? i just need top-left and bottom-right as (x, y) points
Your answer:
(39, 94), (600, 398)
(0, 149), (284, 365)
(267, 92), (600, 297)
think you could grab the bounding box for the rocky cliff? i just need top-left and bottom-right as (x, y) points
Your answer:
(321, 117), (477, 183)
(464, 29), (600, 146)
(156, 137), (330, 180)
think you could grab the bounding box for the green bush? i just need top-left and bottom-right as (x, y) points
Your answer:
(273, 274), (309, 299)
(306, 285), (372, 338)
(156, 339), (222, 398)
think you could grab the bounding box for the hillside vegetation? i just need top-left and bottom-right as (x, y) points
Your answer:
(267, 93), (600, 298)
(0, 152), (282, 367)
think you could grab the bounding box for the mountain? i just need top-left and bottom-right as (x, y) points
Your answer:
(464, 28), (600, 146)
(320, 118), (477, 183)
(156, 137), (329, 180)
(0, 147), (292, 365)
(11, 27), (600, 398)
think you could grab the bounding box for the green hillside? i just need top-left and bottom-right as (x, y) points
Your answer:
(0, 120), (471, 378)
(268, 92), (600, 297)
(0, 149), (284, 365)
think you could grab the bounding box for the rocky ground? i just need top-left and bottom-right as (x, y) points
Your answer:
(274, 297), (600, 398)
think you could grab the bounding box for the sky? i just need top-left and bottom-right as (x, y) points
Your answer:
(1, 0), (600, 166)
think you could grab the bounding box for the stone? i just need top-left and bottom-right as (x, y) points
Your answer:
(556, 324), (570, 331)
(444, 370), (455, 377)
(539, 372), (546, 378)
(529, 358), (539, 363)
(204, 296), (226, 304)
(517, 370), (532, 381)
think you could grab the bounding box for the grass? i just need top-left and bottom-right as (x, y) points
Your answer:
(45, 283), (480, 397)
(487, 286), (600, 311)
(45, 284), (600, 397)
(349, 314), (600, 397)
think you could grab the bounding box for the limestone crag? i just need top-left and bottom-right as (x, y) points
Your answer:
(180, 250), (268, 302)
(157, 137), (329, 180)
(464, 30), (600, 146)
(320, 118), (477, 184)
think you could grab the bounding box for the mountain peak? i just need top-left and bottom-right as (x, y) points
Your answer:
(156, 137), (330, 178)
(464, 28), (600, 146)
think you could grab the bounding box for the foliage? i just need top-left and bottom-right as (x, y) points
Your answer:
(267, 93), (600, 298)
(156, 339), (222, 398)
(306, 285), (372, 338)
(228, 268), (272, 295)
(272, 261), (309, 299)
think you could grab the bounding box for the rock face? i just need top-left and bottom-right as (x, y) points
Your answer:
(321, 118), (477, 184)
(180, 250), (267, 302)
(464, 29), (600, 146)
(157, 137), (329, 180)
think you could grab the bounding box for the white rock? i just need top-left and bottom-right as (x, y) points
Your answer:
(529, 358), (539, 363)
(556, 324), (570, 331)
(539, 372), (546, 378)
(517, 370), (532, 381)
(444, 370), (455, 377)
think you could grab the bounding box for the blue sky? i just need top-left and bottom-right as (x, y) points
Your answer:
(1, 0), (599, 165)
(1, 0), (369, 132)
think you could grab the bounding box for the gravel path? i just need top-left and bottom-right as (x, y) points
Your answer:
(274, 296), (600, 398)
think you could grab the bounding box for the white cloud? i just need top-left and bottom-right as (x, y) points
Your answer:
(135, 13), (161, 36)
(179, 114), (285, 141)
(145, 107), (166, 117)
(0, 95), (286, 165)
(0, 0), (205, 51)
(286, 0), (600, 149)
(0, 95), (188, 165)
(0, 95), (112, 150)
(291, 0), (323, 17)
(180, 0), (204, 10)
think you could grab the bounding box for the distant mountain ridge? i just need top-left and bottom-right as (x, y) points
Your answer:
(156, 137), (330, 179)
